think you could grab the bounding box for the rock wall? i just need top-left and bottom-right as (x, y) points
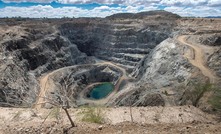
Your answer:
(59, 11), (178, 73)
(0, 11), (220, 108)
(108, 38), (194, 106)
(0, 22), (94, 106)
(198, 34), (221, 77)
(42, 64), (122, 107)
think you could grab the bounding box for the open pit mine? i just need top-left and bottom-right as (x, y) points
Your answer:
(0, 10), (220, 115)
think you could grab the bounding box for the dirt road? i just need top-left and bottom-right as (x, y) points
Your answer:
(34, 61), (130, 108)
(34, 75), (50, 109)
(178, 35), (217, 83)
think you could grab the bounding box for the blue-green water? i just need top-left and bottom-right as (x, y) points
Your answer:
(89, 83), (114, 100)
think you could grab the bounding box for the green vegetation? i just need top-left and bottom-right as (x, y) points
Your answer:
(80, 107), (104, 124)
(191, 82), (213, 106)
(12, 110), (23, 121)
(162, 90), (169, 96)
(209, 88), (221, 111)
(186, 81), (221, 112)
(49, 107), (60, 120)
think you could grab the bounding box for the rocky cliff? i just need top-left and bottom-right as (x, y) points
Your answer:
(59, 11), (178, 73)
(0, 21), (94, 106)
(0, 11), (220, 110)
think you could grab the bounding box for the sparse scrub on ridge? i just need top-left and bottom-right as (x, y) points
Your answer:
(162, 90), (169, 96)
(12, 110), (23, 121)
(191, 82), (221, 112)
(191, 82), (213, 107)
(209, 87), (221, 112)
(181, 81), (212, 106)
(79, 106), (104, 124)
(49, 107), (61, 120)
(183, 81), (221, 110)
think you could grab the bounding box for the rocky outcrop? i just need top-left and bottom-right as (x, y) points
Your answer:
(39, 64), (122, 107)
(59, 11), (178, 73)
(197, 34), (221, 77)
(0, 23), (93, 107)
(108, 38), (195, 106)
(0, 11), (220, 108)
(114, 88), (165, 107)
(199, 34), (221, 46)
(134, 38), (192, 85)
(208, 48), (221, 77)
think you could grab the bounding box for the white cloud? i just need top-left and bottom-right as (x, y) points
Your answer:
(125, 6), (140, 13)
(56, 0), (161, 5)
(160, 0), (208, 6)
(93, 6), (110, 10)
(161, 0), (221, 7)
(2, 0), (221, 7)
(164, 5), (221, 17)
(208, 0), (221, 6)
(1, 0), (221, 18)
(0, 4), (152, 18)
(2, 0), (53, 3)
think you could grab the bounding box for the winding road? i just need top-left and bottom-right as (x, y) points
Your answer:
(34, 61), (130, 108)
(35, 34), (218, 108)
(34, 74), (50, 109)
(178, 35), (217, 83)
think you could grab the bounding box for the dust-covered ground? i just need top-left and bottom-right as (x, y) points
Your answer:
(0, 106), (220, 134)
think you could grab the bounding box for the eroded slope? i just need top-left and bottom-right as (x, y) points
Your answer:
(0, 11), (220, 110)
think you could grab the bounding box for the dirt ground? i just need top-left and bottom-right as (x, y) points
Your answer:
(0, 106), (220, 134)
(2, 121), (221, 134)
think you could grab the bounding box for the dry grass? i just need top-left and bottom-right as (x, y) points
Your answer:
(79, 107), (104, 124)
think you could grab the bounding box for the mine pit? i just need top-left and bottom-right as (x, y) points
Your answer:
(86, 83), (114, 100)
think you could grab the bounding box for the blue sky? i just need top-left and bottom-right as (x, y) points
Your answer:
(0, 0), (220, 18)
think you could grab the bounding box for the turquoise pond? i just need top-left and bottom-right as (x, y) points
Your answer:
(88, 83), (114, 100)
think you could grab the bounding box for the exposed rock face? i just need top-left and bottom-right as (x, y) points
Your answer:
(109, 39), (193, 106)
(199, 34), (221, 46)
(114, 89), (165, 107)
(0, 11), (220, 108)
(208, 48), (221, 77)
(59, 11), (178, 72)
(0, 22), (94, 106)
(137, 39), (192, 86)
(197, 34), (221, 77)
(41, 64), (122, 108)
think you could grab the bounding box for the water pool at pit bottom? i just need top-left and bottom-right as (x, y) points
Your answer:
(88, 83), (114, 100)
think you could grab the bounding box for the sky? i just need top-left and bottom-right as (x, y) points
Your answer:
(0, 0), (220, 18)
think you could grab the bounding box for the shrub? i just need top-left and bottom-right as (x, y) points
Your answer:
(80, 107), (104, 124)
(209, 88), (221, 111)
(49, 107), (60, 120)
(191, 82), (212, 106)
(12, 110), (23, 121)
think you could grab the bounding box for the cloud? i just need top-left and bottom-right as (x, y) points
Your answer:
(0, 0), (221, 18)
(93, 5), (110, 10)
(2, 0), (221, 7)
(160, 0), (208, 6)
(0, 5), (155, 18)
(2, 0), (53, 3)
(164, 5), (221, 17)
(1, 0), (167, 5)
(208, 0), (221, 6)
(56, 0), (124, 4)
